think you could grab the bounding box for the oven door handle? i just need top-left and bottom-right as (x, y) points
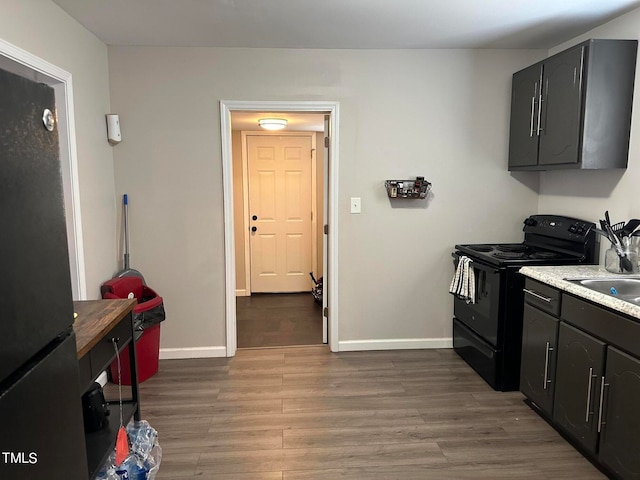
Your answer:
(464, 259), (499, 275)
(452, 253), (499, 276)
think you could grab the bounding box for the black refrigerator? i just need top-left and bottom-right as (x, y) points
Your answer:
(0, 68), (88, 478)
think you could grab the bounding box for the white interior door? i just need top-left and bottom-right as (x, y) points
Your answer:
(248, 134), (313, 293)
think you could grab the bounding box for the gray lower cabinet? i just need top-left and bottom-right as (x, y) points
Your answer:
(553, 323), (606, 453)
(520, 284), (640, 480)
(520, 302), (559, 415)
(599, 347), (640, 480)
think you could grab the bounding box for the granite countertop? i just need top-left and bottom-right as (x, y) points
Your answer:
(518, 265), (640, 319)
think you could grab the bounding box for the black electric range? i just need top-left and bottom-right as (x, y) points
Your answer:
(451, 214), (599, 391)
(455, 215), (598, 267)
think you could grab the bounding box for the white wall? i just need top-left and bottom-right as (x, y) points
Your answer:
(0, 0), (117, 298)
(108, 47), (543, 352)
(539, 7), (640, 262)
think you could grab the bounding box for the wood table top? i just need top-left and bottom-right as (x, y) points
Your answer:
(73, 299), (136, 359)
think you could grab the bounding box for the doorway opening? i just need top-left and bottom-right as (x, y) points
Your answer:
(220, 101), (340, 356)
(236, 128), (322, 348)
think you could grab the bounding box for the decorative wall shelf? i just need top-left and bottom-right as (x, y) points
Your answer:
(385, 177), (431, 199)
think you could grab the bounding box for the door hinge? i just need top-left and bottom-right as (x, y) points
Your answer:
(323, 307), (328, 318)
(324, 224), (328, 235)
(324, 136), (330, 148)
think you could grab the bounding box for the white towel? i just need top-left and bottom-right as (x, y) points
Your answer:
(449, 256), (475, 304)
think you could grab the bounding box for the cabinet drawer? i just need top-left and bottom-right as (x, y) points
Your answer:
(561, 294), (640, 358)
(523, 278), (561, 316)
(89, 316), (132, 377)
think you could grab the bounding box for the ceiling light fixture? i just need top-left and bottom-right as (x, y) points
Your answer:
(258, 118), (287, 130)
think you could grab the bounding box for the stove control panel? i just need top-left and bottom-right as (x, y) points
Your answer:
(523, 215), (594, 239)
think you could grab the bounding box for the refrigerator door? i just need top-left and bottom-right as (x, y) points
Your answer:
(0, 68), (75, 384)
(0, 332), (88, 479)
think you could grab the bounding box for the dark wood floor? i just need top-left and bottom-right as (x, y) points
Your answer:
(236, 293), (323, 348)
(136, 347), (606, 479)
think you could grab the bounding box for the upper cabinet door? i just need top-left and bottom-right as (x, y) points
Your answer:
(507, 39), (637, 171)
(508, 64), (542, 169)
(538, 46), (585, 167)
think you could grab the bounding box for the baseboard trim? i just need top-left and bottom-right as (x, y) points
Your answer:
(235, 289), (248, 297)
(338, 338), (453, 352)
(159, 346), (227, 359)
(159, 339), (453, 358)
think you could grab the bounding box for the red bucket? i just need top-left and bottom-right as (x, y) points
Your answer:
(110, 323), (160, 385)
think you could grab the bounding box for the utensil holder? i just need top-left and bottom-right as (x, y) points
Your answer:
(604, 247), (639, 274)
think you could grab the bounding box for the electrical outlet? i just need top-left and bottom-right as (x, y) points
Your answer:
(350, 197), (361, 214)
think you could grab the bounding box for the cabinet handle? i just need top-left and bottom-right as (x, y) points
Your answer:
(530, 97), (536, 137)
(536, 89), (544, 135)
(529, 81), (538, 137)
(523, 288), (552, 303)
(585, 367), (596, 422)
(597, 376), (609, 433)
(543, 341), (554, 390)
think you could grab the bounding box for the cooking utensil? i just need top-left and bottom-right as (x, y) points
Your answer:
(604, 222), (634, 272)
(611, 221), (625, 237)
(593, 227), (610, 239)
(600, 220), (614, 243)
(114, 194), (146, 283)
(621, 219), (640, 237)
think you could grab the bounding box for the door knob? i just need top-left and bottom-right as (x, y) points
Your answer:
(252, 215), (258, 221)
(251, 226), (257, 232)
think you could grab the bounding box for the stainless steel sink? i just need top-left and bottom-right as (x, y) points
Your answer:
(575, 278), (640, 295)
(565, 277), (640, 304)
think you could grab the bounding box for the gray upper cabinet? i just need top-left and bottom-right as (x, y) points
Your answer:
(508, 39), (638, 171)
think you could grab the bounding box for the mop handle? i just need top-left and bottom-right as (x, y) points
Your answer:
(123, 194), (130, 269)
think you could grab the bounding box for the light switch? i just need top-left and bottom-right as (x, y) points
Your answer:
(350, 197), (361, 214)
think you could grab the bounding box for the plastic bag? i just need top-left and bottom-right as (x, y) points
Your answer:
(96, 420), (162, 480)
(134, 302), (166, 330)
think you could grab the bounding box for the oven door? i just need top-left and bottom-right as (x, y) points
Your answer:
(452, 253), (504, 346)
(453, 318), (503, 390)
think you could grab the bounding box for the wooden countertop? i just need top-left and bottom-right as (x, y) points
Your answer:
(73, 299), (136, 359)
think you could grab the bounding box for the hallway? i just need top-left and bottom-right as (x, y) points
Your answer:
(236, 293), (323, 348)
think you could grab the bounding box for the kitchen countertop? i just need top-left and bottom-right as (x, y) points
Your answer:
(73, 299), (137, 359)
(519, 265), (640, 320)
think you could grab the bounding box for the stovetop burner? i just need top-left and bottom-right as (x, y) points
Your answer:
(469, 244), (494, 252)
(454, 241), (582, 266)
(496, 244), (527, 253)
(493, 251), (527, 259)
(529, 251), (560, 260)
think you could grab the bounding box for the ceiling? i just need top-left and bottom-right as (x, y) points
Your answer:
(52, 0), (640, 49)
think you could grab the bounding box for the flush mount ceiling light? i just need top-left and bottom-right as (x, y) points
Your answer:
(258, 118), (287, 130)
